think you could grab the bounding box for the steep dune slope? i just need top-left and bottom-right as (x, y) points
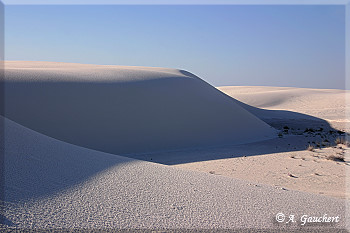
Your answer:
(3, 61), (276, 155)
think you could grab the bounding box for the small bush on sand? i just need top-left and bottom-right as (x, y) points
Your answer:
(335, 137), (344, 145)
(307, 144), (314, 151)
(326, 154), (345, 162)
(288, 173), (298, 178)
(335, 137), (349, 146)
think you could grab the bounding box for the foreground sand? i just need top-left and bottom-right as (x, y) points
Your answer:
(174, 142), (349, 199)
(1, 116), (347, 229)
(173, 86), (349, 199)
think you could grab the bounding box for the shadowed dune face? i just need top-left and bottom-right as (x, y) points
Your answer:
(2, 61), (276, 155)
(0, 116), (133, 203)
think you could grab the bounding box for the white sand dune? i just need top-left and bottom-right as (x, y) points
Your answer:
(3, 61), (276, 155)
(1, 63), (348, 229)
(218, 86), (349, 124)
(1, 116), (347, 229)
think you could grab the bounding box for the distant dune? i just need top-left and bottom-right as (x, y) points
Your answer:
(3, 61), (276, 155)
(218, 86), (349, 124)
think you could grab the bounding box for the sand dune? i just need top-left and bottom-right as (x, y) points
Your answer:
(3, 61), (276, 155)
(1, 63), (348, 229)
(218, 86), (349, 127)
(1, 116), (347, 229)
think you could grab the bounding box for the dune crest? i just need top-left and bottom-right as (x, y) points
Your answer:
(3, 61), (276, 155)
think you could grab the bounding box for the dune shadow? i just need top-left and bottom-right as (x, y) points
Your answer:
(0, 213), (16, 227)
(124, 96), (346, 165)
(231, 97), (336, 131)
(0, 117), (134, 203)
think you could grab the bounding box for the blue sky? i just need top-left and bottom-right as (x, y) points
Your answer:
(5, 5), (346, 88)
